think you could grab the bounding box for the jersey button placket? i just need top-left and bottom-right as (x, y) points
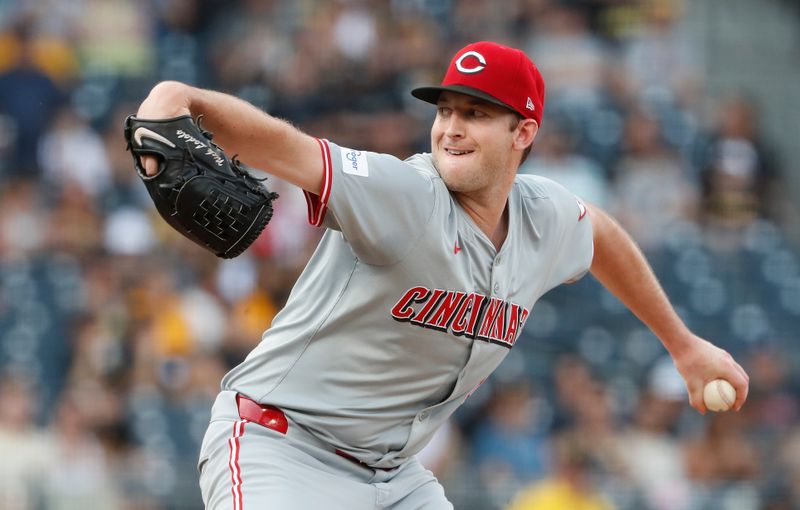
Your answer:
(492, 255), (502, 295)
(418, 410), (429, 421)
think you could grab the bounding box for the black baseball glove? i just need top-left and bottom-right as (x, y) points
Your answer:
(124, 115), (278, 258)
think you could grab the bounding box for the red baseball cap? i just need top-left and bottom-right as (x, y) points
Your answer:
(411, 41), (545, 125)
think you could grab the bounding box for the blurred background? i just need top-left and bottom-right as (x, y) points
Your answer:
(0, 0), (798, 509)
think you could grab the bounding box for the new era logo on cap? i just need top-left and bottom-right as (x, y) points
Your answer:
(411, 41), (545, 125)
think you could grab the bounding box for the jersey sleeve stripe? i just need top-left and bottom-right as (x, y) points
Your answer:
(303, 138), (333, 227)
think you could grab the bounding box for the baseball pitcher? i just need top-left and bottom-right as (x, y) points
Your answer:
(129, 41), (749, 509)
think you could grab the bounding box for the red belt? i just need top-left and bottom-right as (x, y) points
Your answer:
(235, 394), (394, 471)
(236, 393), (288, 434)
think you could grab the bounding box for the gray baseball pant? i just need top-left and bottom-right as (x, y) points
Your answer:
(197, 391), (453, 510)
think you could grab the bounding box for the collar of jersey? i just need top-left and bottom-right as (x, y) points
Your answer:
(451, 185), (518, 259)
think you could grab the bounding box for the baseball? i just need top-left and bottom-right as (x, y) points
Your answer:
(703, 379), (737, 412)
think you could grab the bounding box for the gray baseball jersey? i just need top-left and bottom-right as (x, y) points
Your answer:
(219, 139), (593, 470)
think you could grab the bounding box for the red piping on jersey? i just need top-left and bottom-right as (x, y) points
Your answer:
(578, 201), (588, 221)
(228, 420), (248, 510)
(304, 138), (333, 227)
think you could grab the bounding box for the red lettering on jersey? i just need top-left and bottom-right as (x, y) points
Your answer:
(450, 293), (475, 335)
(411, 289), (446, 325)
(504, 303), (527, 346)
(390, 286), (430, 322)
(504, 303), (519, 344)
(519, 307), (530, 331)
(389, 287), (525, 349)
(424, 291), (467, 331)
(477, 297), (505, 341)
(488, 300), (507, 342)
(463, 294), (486, 338)
(451, 293), (486, 337)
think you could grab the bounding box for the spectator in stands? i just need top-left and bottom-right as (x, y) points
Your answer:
(617, 357), (692, 510)
(38, 106), (112, 198)
(519, 119), (610, 209)
(622, 0), (701, 105)
(46, 180), (104, 258)
(0, 178), (49, 258)
(42, 387), (122, 510)
(738, 346), (799, 506)
(549, 354), (596, 432)
(0, 372), (52, 509)
(471, 381), (552, 501)
(683, 412), (762, 507)
(699, 93), (777, 230)
(74, 0), (154, 78)
(742, 346), (799, 437)
(773, 425), (800, 507)
(561, 378), (626, 504)
(523, 5), (609, 115)
(506, 431), (614, 510)
(611, 108), (699, 251)
(0, 20), (63, 179)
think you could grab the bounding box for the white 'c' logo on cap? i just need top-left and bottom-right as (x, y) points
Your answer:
(455, 51), (486, 74)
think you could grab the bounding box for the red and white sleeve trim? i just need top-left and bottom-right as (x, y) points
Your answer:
(304, 138), (333, 227)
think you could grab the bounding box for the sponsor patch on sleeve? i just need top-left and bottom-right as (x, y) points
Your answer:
(340, 147), (369, 177)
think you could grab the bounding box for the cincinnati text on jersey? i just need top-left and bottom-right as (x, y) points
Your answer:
(390, 286), (530, 348)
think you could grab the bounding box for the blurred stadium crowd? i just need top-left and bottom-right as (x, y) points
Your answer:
(0, 0), (798, 509)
